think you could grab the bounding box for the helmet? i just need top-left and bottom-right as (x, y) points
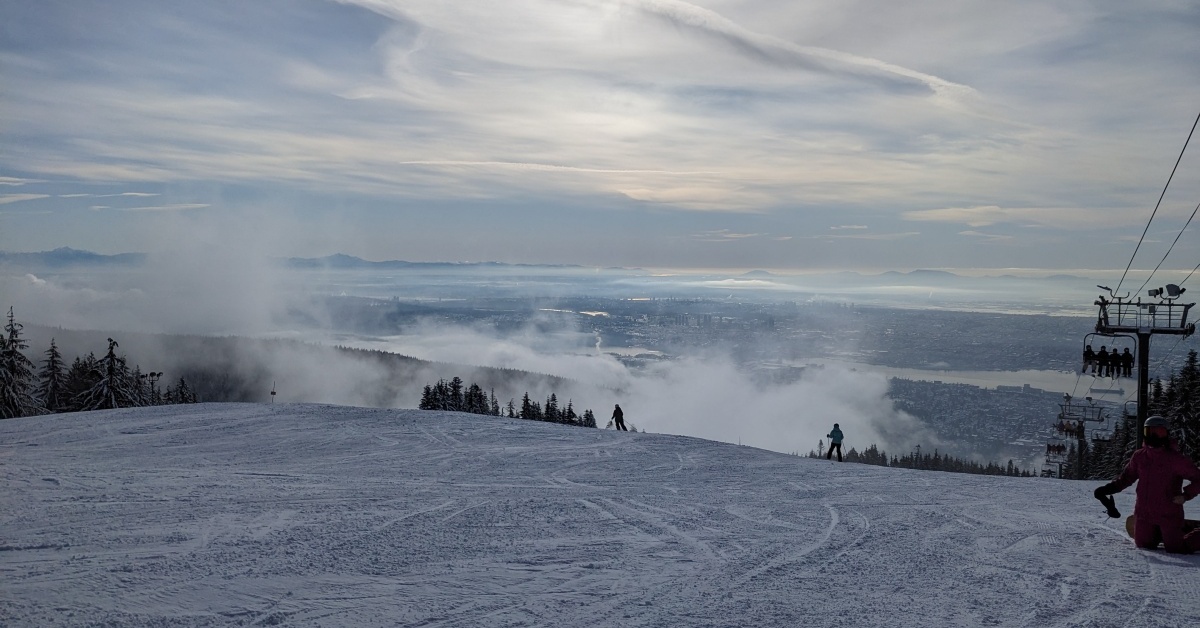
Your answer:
(1144, 416), (1168, 428)
(1144, 416), (1170, 447)
(833, 423), (840, 429)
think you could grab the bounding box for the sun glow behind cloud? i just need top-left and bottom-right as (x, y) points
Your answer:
(1, 0), (1198, 270)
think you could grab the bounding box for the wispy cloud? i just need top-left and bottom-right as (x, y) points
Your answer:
(0, 177), (45, 186)
(959, 230), (1014, 242)
(620, 0), (977, 104)
(0, 193), (50, 205)
(691, 229), (765, 242)
(1, 1), (1198, 269)
(61, 192), (161, 198)
(117, 204), (210, 212)
(817, 231), (921, 241)
(902, 205), (1131, 229)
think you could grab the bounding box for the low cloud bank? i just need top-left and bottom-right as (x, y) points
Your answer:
(5, 253), (943, 458)
(338, 320), (942, 457)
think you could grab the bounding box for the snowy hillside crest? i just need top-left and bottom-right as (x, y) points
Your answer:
(3, 403), (1198, 626)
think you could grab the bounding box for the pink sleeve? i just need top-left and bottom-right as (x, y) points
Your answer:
(1110, 451), (1142, 492)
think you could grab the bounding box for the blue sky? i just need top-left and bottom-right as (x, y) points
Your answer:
(2, 0), (1200, 271)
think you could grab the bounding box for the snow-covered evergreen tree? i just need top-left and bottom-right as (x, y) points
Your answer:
(464, 383), (488, 414)
(176, 377), (196, 403)
(448, 376), (464, 411)
(419, 383), (436, 410)
(520, 392), (536, 420)
(0, 307), (43, 418)
(63, 353), (99, 412)
(36, 339), (66, 413)
(75, 338), (140, 411)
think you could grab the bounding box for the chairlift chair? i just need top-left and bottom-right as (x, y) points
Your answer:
(1057, 393), (1105, 425)
(1044, 436), (1069, 464)
(1081, 332), (1136, 379)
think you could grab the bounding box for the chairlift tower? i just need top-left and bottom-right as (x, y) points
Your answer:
(1094, 283), (1195, 447)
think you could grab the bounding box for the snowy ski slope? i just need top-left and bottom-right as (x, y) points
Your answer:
(2, 403), (1198, 627)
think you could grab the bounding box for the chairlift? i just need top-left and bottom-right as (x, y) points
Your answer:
(1057, 393), (1104, 426)
(1090, 416), (1112, 443)
(1081, 332), (1136, 380)
(1044, 436), (1069, 464)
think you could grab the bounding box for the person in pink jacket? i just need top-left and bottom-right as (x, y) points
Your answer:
(1094, 416), (1200, 553)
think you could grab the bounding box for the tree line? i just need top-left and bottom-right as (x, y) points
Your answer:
(0, 308), (196, 419)
(805, 442), (1035, 477)
(1062, 349), (1200, 480)
(419, 376), (598, 428)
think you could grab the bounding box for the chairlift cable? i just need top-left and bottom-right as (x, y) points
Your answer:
(1176, 254), (1200, 288)
(1070, 371), (1085, 399)
(1115, 109), (1200, 294)
(1133, 200), (1200, 296)
(1150, 334), (1189, 380)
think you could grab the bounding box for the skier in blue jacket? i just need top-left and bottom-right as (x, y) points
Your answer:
(827, 423), (844, 462)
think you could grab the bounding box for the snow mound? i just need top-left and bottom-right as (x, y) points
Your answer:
(2, 403), (1197, 627)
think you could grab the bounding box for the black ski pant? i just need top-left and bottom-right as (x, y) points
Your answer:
(827, 443), (842, 462)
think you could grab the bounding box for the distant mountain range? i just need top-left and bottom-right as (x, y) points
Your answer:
(0, 247), (147, 267)
(279, 253), (586, 271)
(0, 249), (1091, 282)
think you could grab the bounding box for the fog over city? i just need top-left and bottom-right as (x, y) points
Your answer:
(8, 236), (1179, 463)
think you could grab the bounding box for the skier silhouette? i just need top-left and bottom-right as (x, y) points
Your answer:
(1097, 347), (1111, 377)
(826, 423), (844, 462)
(611, 404), (627, 431)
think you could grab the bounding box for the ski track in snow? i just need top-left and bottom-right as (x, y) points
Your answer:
(2, 403), (1198, 627)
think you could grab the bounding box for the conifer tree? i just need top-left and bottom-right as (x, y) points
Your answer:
(419, 384), (436, 410)
(76, 338), (140, 411)
(465, 383), (488, 414)
(520, 392), (536, 420)
(448, 376), (465, 411)
(36, 339), (66, 412)
(0, 307), (42, 418)
(63, 353), (98, 412)
(176, 377), (196, 403)
(1173, 350), (1200, 459)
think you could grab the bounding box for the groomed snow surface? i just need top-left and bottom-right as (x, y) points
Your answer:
(3, 404), (1198, 627)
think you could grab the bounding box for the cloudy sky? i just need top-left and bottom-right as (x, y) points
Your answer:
(2, 0), (1199, 271)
